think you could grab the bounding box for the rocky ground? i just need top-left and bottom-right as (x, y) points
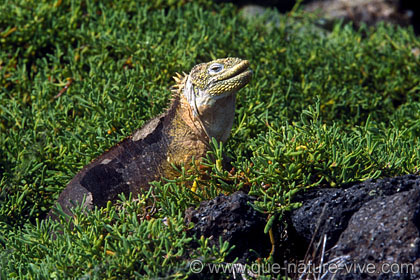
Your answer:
(303, 0), (413, 29)
(185, 174), (420, 279)
(219, 0), (420, 34)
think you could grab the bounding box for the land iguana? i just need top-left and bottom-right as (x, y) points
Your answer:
(47, 57), (252, 219)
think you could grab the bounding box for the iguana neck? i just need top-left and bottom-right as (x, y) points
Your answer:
(178, 93), (210, 143)
(178, 76), (237, 143)
(160, 88), (209, 171)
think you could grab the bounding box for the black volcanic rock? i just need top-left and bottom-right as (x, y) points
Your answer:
(184, 191), (271, 263)
(291, 174), (420, 249)
(324, 188), (420, 279)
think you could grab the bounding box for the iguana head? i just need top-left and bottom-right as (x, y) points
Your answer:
(188, 57), (252, 98)
(180, 57), (252, 142)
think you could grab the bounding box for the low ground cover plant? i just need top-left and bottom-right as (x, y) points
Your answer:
(1, 1), (419, 278)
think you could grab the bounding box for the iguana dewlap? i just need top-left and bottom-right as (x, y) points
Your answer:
(47, 57), (252, 219)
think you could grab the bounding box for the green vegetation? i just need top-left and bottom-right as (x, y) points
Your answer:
(1, 0), (419, 278)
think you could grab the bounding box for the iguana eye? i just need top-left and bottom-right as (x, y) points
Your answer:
(208, 63), (224, 75)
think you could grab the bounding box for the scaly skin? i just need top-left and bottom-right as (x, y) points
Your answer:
(47, 57), (252, 219)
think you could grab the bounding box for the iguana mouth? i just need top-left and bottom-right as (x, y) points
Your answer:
(233, 68), (253, 84)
